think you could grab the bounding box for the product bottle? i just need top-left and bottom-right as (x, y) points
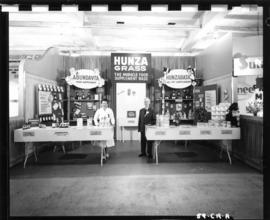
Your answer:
(188, 110), (192, 119)
(165, 111), (170, 126)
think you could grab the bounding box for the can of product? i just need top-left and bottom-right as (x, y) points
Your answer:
(87, 118), (93, 127)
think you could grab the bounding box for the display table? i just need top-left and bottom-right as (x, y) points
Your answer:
(145, 125), (240, 165)
(14, 126), (114, 167)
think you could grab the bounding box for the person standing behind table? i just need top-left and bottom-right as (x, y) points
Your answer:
(138, 97), (156, 159)
(94, 99), (115, 159)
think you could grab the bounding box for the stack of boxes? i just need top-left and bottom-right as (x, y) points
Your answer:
(210, 103), (231, 127)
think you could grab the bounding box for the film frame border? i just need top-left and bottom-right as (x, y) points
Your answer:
(0, 0), (269, 219)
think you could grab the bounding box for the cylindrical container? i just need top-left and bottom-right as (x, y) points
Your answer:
(77, 118), (83, 127)
(87, 118), (93, 127)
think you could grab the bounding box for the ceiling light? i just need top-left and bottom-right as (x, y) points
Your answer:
(121, 5), (138, 12)
(168, 22), (176, 25)
(31, 5), (49, 12)
(181, 5), (198, 12)
(1, 5), (19, 12)
(116, 21), (125, 24)
(70, 51), (80, 57)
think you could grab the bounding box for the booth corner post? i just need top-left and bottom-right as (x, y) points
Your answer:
(0, 11), (10, 220)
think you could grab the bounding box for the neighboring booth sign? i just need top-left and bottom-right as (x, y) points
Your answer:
(237, 75), (257, 115)
(204, 84), (218, 112)
(111, 53), (151, 82)
(38, 91), (53, 115)
(158, 69), (194, 89)
(233, 57), (263, 76)
(193, 86), (205, 108)
(65, 68), (105, 89)
(193, 84), (218, 112)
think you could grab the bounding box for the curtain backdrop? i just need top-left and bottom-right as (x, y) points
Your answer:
(58, 55), (195, 118)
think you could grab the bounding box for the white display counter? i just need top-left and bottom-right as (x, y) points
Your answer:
(14, 126), (114, 167)
(145, 125), (241, 165)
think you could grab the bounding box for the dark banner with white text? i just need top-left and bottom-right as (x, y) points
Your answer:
(111, 53), (151, 82)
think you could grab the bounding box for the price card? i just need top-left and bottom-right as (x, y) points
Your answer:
(54, 132), (68, 136)
(90, 131), (102, 135)
(155, 131), (166, 136)
(200, 130), (211, 135)
(221, 130), (232, 135)
(23, 132), (35, 137)
(179, 131), (191, 135)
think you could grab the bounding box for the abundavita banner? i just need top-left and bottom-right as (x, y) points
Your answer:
(65, 68), (105, 89)
(111, 53), (151, 82)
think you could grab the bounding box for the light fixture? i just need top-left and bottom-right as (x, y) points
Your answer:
(116, 21), (125, 24)
(168, 22), (176, 26)
(70, 51), (81, 57)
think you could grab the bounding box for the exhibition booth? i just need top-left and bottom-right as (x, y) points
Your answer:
(9, 9), (263, 171)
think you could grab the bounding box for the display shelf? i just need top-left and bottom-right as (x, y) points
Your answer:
(70, 99), (100, 102)
(65, 84), (105, 121)
(155, 98), (193, 101)
(169, 118), (194, 120)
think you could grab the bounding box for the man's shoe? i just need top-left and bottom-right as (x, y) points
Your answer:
(138, 153), (146, 157)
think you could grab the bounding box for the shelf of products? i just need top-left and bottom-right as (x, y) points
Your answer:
(70, 99), (100, 102)
(66, 85), (105, 121)
(155, 85), (194, 125)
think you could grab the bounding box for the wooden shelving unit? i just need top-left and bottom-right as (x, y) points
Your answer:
(65, 84), (105, 121)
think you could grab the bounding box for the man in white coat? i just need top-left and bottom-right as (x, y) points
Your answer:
(94, 99), (115, 159)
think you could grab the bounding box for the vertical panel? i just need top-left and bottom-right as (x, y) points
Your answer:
(116, 83), (146, 140)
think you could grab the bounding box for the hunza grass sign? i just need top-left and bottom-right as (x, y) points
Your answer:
(111, 53), (151, 82)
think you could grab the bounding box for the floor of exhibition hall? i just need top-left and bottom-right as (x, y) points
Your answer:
(10, 140), (263, 218)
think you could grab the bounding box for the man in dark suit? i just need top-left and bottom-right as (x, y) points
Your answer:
(138, 97), (156, 159)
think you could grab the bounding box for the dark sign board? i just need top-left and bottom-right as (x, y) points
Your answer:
(111, 53), (151, 82)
